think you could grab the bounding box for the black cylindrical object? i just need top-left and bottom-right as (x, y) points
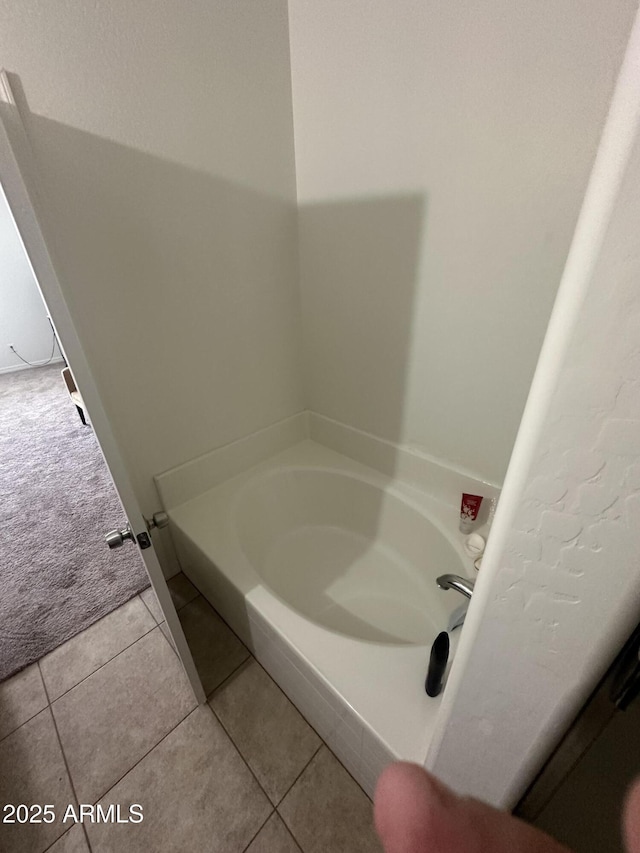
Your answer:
(425, 631), (450, 697)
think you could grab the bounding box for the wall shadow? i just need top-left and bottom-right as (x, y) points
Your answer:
(298, 194), (427, 445)
(1, 82), (454, 711)
(1, 98), (303, 524)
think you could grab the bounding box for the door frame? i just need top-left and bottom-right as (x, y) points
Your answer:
(0, 69), (205, 704)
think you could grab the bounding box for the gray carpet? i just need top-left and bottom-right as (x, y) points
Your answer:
(0, 364), (149, 682)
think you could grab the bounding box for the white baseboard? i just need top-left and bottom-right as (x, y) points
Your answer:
(0, 356), (64, 375)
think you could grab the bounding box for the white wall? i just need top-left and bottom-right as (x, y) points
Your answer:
(428, 7), (640, 807)
(289, 0), (638, 485)
(0, 185), (60, 372)
(0, 0), (303, 572)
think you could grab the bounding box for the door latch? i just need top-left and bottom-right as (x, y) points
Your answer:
(136, 531), (152, 549)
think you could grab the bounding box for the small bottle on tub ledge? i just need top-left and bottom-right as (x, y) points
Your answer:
(459, 493), (483, 533)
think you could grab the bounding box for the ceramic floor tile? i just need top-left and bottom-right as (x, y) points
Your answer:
(47, 825), (90, 853)
(139, 586), (163, 624)
(40, 596), (155, 701)
(0, 663), (48, 741)
(86, 705), (272, 853)
(167, 572), (199, 610)
(178, 596), (249, 695)
(52, 626), (196, 803)
(211, 659), (321, 804)
(246, 813), (302, 853)
(279, 747), (383, 853)
(0, 708), (76, 853)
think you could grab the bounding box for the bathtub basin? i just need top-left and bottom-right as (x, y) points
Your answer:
(236, 466), (461, 645)
(166, 440), (472, 793)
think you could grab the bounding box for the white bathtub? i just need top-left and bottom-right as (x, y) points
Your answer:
(159, 435), (478, 795)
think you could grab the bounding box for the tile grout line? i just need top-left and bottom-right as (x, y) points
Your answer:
(249, 655), (331, 749)
(271, 745), (323, 853)
(0, 651), (51, 743)
(152, 584), (204, 658)
(157, 622), (180, 658)
(94, 691), (306, 853)
(206, 647), (351, 812)
(40, 823), (90, 853)
(38, 661), (94, 853)
(208, 699), (279, 806)
(138, 589), (161, 623)
(190, 589), (256, 656)
(89, 704), (199, 807)
(197, 597), (374, 806)
(141, 578), (199, 625)
(173, 592), (200, 612)
(239, 808), (276, 853)
(0, 704), (48, 746)
(0, 618), (160, 746)
(275, 744), (323, 809)
(45, 621), (161, 705)
(324, 741), (374, 803)
(139, 587), (198, 621)
(208, 668), (322, 815)
(37, 622), (194, 847)
(249, 655), (374, 801)
(91, 697), (278, 841)
(246, 656), (353, 799)
(278, 816), (305, 853)
(18, 583), (361, 851)
(206, 654), (253, 700)
(171, 573), (207, 611)
(272, 743), (376, 847)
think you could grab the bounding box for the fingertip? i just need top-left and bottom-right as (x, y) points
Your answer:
(374, 761), (573, 853)
(623, 776), (640, 853)
(375, 761), (433, 802)
(374, 762), (445, 853)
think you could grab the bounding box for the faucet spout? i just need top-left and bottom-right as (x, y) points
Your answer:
(437, 574), (475, 599)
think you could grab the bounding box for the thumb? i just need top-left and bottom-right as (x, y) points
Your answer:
(624, 778), (640, 853)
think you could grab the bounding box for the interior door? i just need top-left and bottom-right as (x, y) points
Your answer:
(516, 624), (640, 851)
(0, 69), (205, 704)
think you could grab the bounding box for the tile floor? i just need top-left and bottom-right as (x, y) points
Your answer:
(0, 574), (383, 853)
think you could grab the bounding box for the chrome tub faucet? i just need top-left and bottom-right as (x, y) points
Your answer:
(437, 574), (476, 631)
(437, 574), (475, 598)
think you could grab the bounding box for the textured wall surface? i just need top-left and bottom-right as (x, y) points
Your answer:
(428, 12), (640, 806)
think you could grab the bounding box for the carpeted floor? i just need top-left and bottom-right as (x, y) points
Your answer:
(0, 363), (149, 682)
